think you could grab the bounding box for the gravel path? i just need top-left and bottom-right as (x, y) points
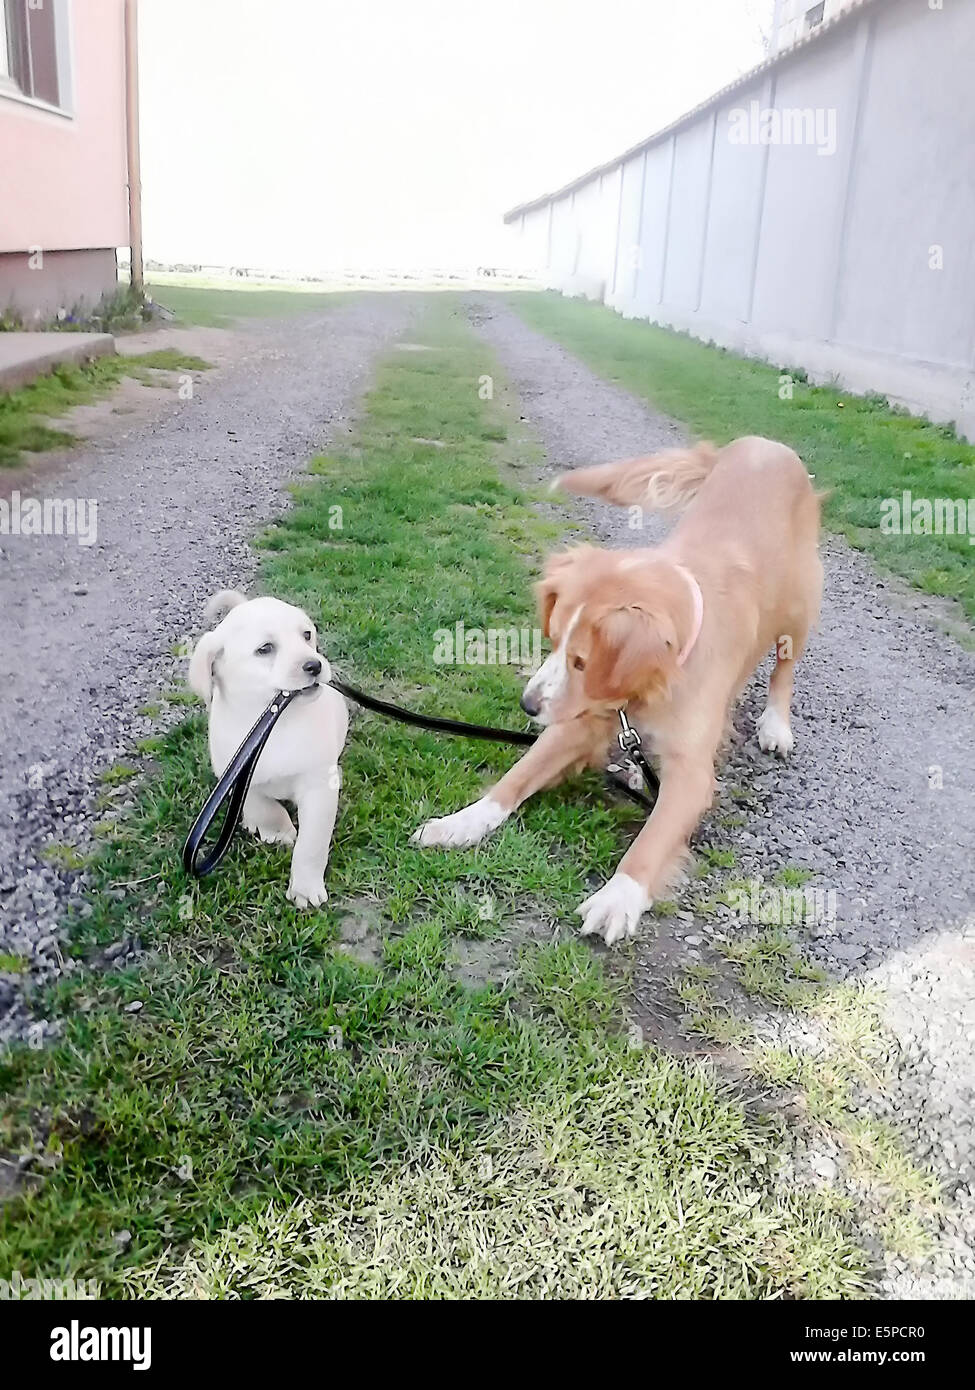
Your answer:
(0, 297), (412, 1046)
(470, 297), (975, 1298)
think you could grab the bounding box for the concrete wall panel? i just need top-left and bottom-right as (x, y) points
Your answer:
(507, 0), (975, 438)
(661, 116), (716, 311)
(698, 78), (772, 325)
(834, 1), (975, 366)
(628, 138), (676, 319)
(749, 25), (864, 340)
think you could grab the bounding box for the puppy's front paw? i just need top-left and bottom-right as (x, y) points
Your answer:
(249, 820), (297, 847)
(578, 873), (648, 946)
(243, 803), (297, 846)
(410, 796), (508, 849)
(756, 707), (795, 758)
(287, 874), (327, 909)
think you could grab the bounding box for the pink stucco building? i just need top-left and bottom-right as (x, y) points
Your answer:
(0, 0), (134, 321)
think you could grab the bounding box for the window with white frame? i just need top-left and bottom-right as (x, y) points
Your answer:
(1, 0), (63, 107)
(0, 2), (9, 82)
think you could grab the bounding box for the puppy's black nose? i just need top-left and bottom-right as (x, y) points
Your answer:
(520, 690), (541, 717)
(303, 658), (322, 678)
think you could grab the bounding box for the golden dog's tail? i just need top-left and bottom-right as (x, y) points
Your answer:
(553, 441), (719, 513)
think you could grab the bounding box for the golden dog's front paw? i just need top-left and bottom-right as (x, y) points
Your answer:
(410, 797), (508, 850)
(577, 873), (648, 946)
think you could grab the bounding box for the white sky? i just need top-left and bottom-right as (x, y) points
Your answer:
(139, 0), (775, 273)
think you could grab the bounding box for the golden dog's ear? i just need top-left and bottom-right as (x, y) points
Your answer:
(188, 631), (222, 705)
(584, 605), (679, 704)
(534, 548), (591, 638)
(534, 577), (559, 639)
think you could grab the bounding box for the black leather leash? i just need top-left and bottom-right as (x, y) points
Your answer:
(182, 678), (659, 879)
(326, 677), (537, 746)
(181, 686), (308, 878)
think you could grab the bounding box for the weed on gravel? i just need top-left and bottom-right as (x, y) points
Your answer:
(0, 298), (872, 1298)
(668, 886), (943, 1266)
(0, 351), (211, 467)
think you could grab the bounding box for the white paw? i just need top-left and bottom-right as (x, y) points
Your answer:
(757, 707), (795, 758)
(577, 873), (648, 945)
(287, 874), (327, 909)
(410, 796), (508, 849)
(246, 819), (297, 847)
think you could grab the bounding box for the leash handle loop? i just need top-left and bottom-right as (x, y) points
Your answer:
(181, 688), (304, 878)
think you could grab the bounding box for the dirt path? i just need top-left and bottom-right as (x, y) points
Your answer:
(470, 296), (975, 1298)
(0, 296), (413, 1046)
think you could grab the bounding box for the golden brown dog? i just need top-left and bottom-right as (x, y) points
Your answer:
(413, 435), (823, 944)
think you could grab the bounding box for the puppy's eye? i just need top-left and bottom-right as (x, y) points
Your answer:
(572, 655), (586, 671)
(302, 630), (313, 642)
(255, 642), (275, 656)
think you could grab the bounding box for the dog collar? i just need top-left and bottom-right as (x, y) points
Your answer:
(673, 564), (704, 666)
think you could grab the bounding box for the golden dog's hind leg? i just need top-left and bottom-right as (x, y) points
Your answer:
(758, 539), (821, 758)
(757, 606), (812, 758)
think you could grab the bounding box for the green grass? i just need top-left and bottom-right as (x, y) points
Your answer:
(508, 292), (975, 623)
(39, 844), (89, 873)
(96, 764), (138, 787)
(0, 351), (210, 467)
(147, 281), (356, 328)
(126, 1065), (861, 1300)
(0, 297), (871, 1299)
(723, 927), (829, 1011)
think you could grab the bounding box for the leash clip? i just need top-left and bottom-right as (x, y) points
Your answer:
(605, 707), (659, 810)
(616, 708), (642, 754)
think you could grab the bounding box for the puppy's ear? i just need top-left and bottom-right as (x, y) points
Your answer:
(203, 589), (246, 626)
(188, 631), (222, 705)
(584, 606), (679, 704)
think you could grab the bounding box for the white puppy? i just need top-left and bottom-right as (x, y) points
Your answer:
(188, 590), (348, 908)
